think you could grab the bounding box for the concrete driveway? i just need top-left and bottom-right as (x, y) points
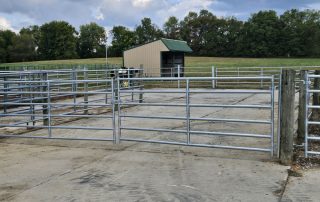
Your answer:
(1, 89), (318, 201)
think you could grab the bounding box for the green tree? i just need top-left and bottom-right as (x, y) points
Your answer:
(163, 16), (181, 39)
(0, 30), (16, 63)
(135, 18), (163, 44)
(20, 25), (40, 47)
(280, 9), (306, 57)
(8, 33), (37, 62)
(78, 22), (106, 58)
(109, 26), (136, 57)
(303, 10), (320, 57)
(180, 10), (219, 55)
(211, 17), (243, 57)
(240, 10), (282, 57)
(38, 21), (78, 60)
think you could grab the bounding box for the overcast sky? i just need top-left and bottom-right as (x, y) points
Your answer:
(1, 0), (320, 33)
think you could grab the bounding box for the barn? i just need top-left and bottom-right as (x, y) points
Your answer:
(123, 38), (192, 77)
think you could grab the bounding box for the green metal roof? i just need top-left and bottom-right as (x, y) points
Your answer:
(161, 38), (193, 53)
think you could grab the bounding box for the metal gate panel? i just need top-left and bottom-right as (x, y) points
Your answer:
(118, 77), (275, 156)
(305, 73), (320, 157)
(0, 71), (116, 142)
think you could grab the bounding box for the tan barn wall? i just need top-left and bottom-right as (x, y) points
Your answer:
(124, 40), (169, 77)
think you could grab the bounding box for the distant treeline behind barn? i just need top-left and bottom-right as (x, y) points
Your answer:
(1, 9), (320, 63)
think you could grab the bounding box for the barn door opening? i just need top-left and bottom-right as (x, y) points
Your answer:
(161, 52), (184, 77)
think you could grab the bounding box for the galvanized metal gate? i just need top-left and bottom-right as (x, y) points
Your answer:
(1, 71), (277, 156)
(0, 70), (117, 141)
(304, 72), (320, 157)
(117, 76), (276, 156)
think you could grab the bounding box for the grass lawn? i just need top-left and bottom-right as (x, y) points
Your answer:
(185, 57), (320, 68)
(0, 57), (122, 66)
(1, 57), (320, 70)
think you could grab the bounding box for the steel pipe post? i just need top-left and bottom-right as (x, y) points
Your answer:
(139, 65), (144, 103)
(211, 66), (215, 88)
(84, 67), (88, 115)
(177, 65), (181, 88)
(186, 79), (190, 144)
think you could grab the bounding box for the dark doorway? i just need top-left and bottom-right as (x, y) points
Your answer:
(161, 52), (184, 77)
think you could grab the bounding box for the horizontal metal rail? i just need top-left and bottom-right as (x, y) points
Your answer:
(120, 138), (271, 152)
(120, 89), (271, 94)
(120, 115), (270, 124)
(0, 135), (114, 142)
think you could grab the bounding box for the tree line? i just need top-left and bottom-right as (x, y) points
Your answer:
(1, 9), (320, 63)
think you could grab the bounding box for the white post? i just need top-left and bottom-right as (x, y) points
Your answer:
(212, 66), (215, 88)
(260, 67), (264, 88)
(177, 65), (181, 88)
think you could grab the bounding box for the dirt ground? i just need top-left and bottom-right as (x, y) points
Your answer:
(1, 89), (318, 201)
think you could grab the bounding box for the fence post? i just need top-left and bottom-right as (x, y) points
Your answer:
(111, 78), (116, 144)
(116, 74), (121, 144)
(114, 70), (119, 111)
(47, 81), (52, 137)
(83, 67), (88, 115)
(211, 66), (215, 89)
(177, 65), (181, 88)
(236, 67), (240, 85)
(297, 70), (307, 144)
(279, 70), (296, 165)
(186, 79), (190, 144)
(71, 68), (77, 112)
(260, 67), (264, 88)
(215, 67), (218, 88)
(42, 73), (49, 127)
(29, 73), (35, 126)
(3, 76), (8, 114)
(105, 68), (109, 104)
(139, 65), (144, 103)
(277, 70), (283, 158)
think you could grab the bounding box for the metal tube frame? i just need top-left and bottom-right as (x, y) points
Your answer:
(305, 72), (320, 157)
(117, 76), (275, 156)
(1, 69), (278, 156)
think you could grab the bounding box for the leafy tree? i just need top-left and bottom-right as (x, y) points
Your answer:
(135, 18), (163, 44)
(180, 10), (219, 55)
(0, 30), (16, 63)
(8, 33), (37, 62)
(180, 11), (200, 53)
(20, 25), (40, 47)
(109, 26), (136, 57)
(0, 36), (6, 63)
(213, 17), (243, 57)
(38, 21), (78, 60)
(280, 9), (306, 57)
(240, 10), (282, 57)
(78, 22), (106, 58)
(163, 16), (181, 39)
(303, 10), (320, 57)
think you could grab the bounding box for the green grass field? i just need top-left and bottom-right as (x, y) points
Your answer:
(2, 57), (320, 69)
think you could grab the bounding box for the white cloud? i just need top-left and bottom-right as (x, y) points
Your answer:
(1, 0), (319, 32)
(92, 7), (104, 20)
(156, 0), (215, 24)
(132, 0), (152, 8)
(304, 2), (320, 10)
(0, 16), (16, 32)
